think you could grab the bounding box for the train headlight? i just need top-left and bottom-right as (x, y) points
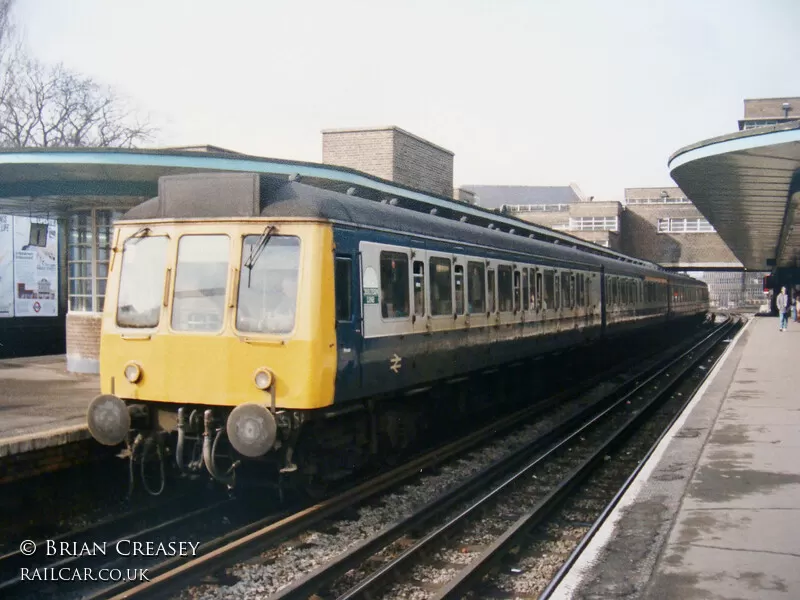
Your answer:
(87, 394), (131, 446)
(226, 403), (277, 458)
(253, 367), (273, 390)
(124, 362), (142, 384)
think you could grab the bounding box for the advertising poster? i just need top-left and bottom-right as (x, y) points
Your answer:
(13, 216), (58, 317)
(0, 215), (12, 317)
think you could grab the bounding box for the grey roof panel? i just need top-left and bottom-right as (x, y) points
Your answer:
(460, 185), (581, 209)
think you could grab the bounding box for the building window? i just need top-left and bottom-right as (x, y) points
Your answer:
(568, 216), (618, 231)
(657, 217), (715, 233)
(68, 208), (125, 313)
(502, 203), (570, 213)
(626, 196), (691, 205)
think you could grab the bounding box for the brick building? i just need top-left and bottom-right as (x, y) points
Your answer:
(738, 97), (800, 131)
(322, 126), (454, 198)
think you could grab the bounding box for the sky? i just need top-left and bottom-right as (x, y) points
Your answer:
(10, 0), (800, 200)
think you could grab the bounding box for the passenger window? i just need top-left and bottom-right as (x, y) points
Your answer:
(173, 235), (230, 332)
(429, 257), (452, 316)
(237, 235), (301, 334)
(570, 274), (576, 309)
(561, 273), (571, 309)
(498, 265), (513, 312)
(536, 271), (543, 311)
(522, 268), (529, 311)
(543, 270), (555, 311)
(467, 261), (486, 314)
(487, 269), (496, 313)
(554, 273), (561, 309)
(413, 260), (425, 317)
(513, 270), (521, 312)
(380, 251), (410, 319)
(454, 264), (465, 315)
(335, 257), (351, 321)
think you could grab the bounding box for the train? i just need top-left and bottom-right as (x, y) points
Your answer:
(86, 171), (709, 493)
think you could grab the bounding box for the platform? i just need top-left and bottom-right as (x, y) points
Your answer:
(553, 315), (800, 599)
(0, 355), (96, 459)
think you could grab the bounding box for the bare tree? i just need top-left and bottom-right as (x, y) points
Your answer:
(0, 0), (156, 148)
(0, 58), (154, 148)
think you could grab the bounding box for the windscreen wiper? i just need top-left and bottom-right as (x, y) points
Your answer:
(126, 227), (151, 244)
(244, 225), (276, 287)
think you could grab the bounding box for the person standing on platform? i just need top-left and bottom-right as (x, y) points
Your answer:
(776, 286), (789, 331)
(796, 294), (800, 323)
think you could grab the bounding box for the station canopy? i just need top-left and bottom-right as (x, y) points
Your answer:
(0, 145), (662, 269)
(669, 121), (800, 271)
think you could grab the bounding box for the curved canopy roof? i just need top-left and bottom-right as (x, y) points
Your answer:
(668, 121), (800, 271)
(0, 146), (661, 269)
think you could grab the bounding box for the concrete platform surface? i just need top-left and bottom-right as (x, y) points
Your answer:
(0, 355), (97, 456)
(554, 315), (800, 599)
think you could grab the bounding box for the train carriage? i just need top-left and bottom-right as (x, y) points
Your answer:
(86, 172), (709, 491)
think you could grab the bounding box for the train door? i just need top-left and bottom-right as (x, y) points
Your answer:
(427, 249), (456, 333)
(332, 228), (363, 396)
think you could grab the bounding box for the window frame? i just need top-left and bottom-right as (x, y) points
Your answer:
(379, 250), (411, 321)
(335, 256), (352, 322)
(429, 255), (453, 317)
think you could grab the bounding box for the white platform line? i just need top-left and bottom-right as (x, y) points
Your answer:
(549, 317), (753, 599)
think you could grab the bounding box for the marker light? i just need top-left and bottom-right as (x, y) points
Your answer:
(124, 362), (142, 383)
(254, 368), (273, 390)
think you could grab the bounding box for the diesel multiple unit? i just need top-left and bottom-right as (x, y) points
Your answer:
(86, 172), (709, 491)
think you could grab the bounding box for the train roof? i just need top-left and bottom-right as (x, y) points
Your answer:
(122, 172), (706, 286)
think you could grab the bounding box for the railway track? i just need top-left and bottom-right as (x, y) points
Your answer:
(262, 316), (739, 600)
(81, 319), (727, 600)
(0, 488), (289, 599)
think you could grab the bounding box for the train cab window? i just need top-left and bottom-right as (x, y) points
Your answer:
(236, 235), (300, 334)
(335, 258), (351, 322)
(498, 265), (513, 312)
(413, 260), (425, 317)
(535, 271), (543, 311)
(576, 275), (584, 307)
(116, 235), (169, 328)
(543, 270), (555, 311)
(454, 264), (465, 315)
(172, 235), (230, 332)
(513, 270), (521, 312)
(522, 268), (529, 311)
(430, 257), (453, 316)
(487, 268), (496, 313)
(380, 251), (410, 319)
(467, 261), (486, 313)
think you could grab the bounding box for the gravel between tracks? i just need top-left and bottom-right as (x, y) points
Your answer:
(180, 381), (622, 600)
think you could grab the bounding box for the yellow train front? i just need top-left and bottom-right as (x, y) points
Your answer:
(87, 173), (338, 489)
